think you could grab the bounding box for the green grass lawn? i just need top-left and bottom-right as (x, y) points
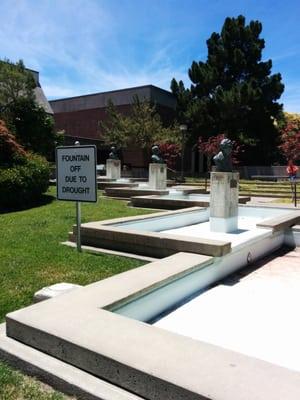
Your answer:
(0, 187), (153, 399)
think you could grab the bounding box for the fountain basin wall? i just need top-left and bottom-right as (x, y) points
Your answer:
(111, 230), (283, 322)
(104, 185), (205, 198)
(131, 193), (250, 209)
(69, 207), (231, 257)
(5, 249), (300, 400)
(69, 206), (299, 258)
(98, 181), (139, 190)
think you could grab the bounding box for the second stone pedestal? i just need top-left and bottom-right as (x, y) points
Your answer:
(149, 163), (167, 190)
(210, 171), (239, 233)
(106, 159), (121, 180)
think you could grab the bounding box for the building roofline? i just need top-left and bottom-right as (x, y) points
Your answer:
(50, 84), (173, 103)
(26, 67), (39, 74)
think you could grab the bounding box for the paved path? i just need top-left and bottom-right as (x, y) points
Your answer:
(247, 196), (300, 208)
(155, 247), (300, 372)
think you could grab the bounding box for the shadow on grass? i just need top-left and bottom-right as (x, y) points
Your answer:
(0, 193), (55, 214)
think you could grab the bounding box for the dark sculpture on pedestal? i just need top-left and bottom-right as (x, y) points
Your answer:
(151, 145), (164, 164)
(213, 138), (233, 172)
(109, 146), (119, 160)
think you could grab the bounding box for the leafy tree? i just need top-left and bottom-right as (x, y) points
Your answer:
(99, 99), (130, 148)
(198, 134), (243, 171)
(159, 142), (181, 169)
(0, 119), (26, 166)
(0, 59), (63, 159)
(3, 97), (63, 159)
(0, 119), (50, 209)
(278, 113), (300, 162)
(100, 96), (180, 149)
(171, 15), (284, 164)
(0, 59), (35, 108)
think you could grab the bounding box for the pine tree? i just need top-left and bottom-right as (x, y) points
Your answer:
(171, 15), (284, 164)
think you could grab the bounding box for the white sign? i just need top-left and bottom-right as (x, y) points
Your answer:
(56, 145), (97, 202)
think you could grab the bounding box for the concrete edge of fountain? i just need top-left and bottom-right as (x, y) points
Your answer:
(69, 206), (300, 258)
(104, 185), (205, 198)
(130, 194), (251, 210)
(0, 324), (144, 400)
(3, 250), (300, 400)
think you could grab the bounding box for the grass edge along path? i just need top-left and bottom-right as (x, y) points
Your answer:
(0, 360), (69, 400)
(0, 187), (154, 399)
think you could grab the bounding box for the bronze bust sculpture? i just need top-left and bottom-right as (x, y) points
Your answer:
(109, 146), (119, 160)
(213, 138), (233, 172)
(151, 145), (164, 164)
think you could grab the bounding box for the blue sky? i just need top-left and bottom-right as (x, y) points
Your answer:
(1, 0), (300, 111)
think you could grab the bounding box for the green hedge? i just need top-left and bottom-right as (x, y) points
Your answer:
(0, 154), (50, 208)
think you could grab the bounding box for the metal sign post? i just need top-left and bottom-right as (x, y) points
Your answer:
(56, 142), (97, 252)
(76, 201), (81, 252)
(75, 141), (81, 252)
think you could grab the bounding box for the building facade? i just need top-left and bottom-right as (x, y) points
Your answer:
(50, 85), (176, 170)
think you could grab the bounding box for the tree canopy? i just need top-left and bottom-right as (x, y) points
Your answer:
(100, 96), (181, 149)
(0, 59), (35, 109)
(0, 119), (26, 166)
(278, 113), (300, 162)
(3, 97), (63, 159)
(0, 59), (63, 159)
(171, 15), (284, 164)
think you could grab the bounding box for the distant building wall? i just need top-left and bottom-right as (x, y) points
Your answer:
(50, 85), (176, 169)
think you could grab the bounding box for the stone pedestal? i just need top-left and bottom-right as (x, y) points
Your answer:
(149, 163), (167, 190)
(106, 159), (121, 180)
(210, 171), (239, 233)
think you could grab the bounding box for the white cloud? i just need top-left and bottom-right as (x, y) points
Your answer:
(0, 0), (190, 99)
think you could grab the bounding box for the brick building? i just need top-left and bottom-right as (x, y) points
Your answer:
(50, 85), (176, 170)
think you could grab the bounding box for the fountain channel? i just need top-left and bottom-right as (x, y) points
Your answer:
(107, 205), (299, 321)
(3, 167), (300, 400)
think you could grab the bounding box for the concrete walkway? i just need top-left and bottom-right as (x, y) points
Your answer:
(155, 247), (300, 372)
(247, 196), (300, 208)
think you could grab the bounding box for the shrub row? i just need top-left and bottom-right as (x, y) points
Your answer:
(0, 154), (50, 208)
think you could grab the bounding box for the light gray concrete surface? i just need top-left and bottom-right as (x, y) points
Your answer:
(149, 163), (167, 190)
(105, 187), (169, 198)
(69, 207), (231, 257)
(210, 172), (239, 232)
(0, 324), (144, 400)
(130, 194), (250, 210)
(104, 185), (204, 198)
(5, 249), (300, 400)
(257, 210), (300, 231)
(62, 241), (158, 261)
(98, 182), (138, 190)
(155, 248), (300, 373)
(106, 159), (121, 180)
(33, 282), (82, 302)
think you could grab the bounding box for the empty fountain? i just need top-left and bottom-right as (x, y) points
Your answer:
(97, 146), (140, 189)
(2, 140), (300, 400)
(104, 145), (204, 197)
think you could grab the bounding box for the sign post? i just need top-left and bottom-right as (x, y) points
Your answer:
(76, 200), (81, 252)
(56, 143), (97, 252)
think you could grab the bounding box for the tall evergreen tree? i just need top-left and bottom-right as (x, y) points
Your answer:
(171, 15), (284, 163)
